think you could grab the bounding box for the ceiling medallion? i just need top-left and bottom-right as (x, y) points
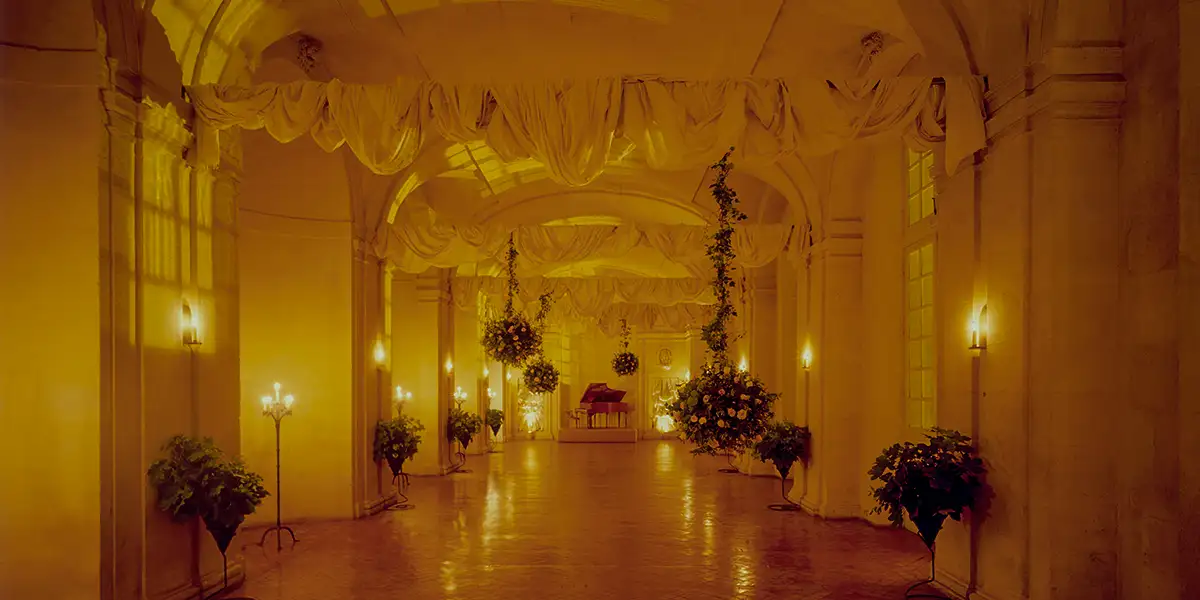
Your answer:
(658, 347), (673, 370)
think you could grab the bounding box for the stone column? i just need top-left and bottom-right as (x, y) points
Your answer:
(351, 245), (391, 516)
(453, 302), (488, 455)
(391, 270), (455, 475)
(801, 219), (864, 518)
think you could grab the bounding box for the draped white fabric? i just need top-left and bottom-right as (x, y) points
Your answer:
(452, 277), (715, 312)
(388, 221), (790, 276)
(190, 76), (984, 180)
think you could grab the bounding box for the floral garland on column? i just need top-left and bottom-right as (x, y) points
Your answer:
(668, 149), (777, 456)
(611, 319), (640, 376)
(481, 234), (541, 366)
(523, 292), (560, 395)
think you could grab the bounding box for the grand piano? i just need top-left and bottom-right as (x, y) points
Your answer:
(577, 383), (631, 429)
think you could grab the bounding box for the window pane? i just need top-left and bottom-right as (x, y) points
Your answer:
(908, 196), (921, 225)
(922, 277), (934, 305)
(908, 281), (921, 309)
(908, 314), (921, 339)
(906, 401), (923, 429)
(909, 341), (922, 369)
(922, 187), (936, 219)
(907, 148), (921, 167)
(922, 370), (935, 398)
(909, 373), (923, 398)
(921, 306), (934, 336)
(921, 400), (936, 428)
(922, 154), (935, 186)
(907, 250), (920, 279)
(908, 165), (921, 195)
(920, 244), (934, 275)
(922, 339), (934, 368)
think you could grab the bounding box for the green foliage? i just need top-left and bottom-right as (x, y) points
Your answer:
(482, 235), (543, 365)
(753, 421), (811, 479)
(611, 351), (639, 376)
(374, 415), (424, 475)
(447, 407), (484, 449)
(486, 409), (504, 435)
(147, 435), (268, 554)
(667, 361), (776, 456)
(868, 428), (986, 549)
(611, 319), (639, 376)
(700, 149), (748, 361)
(523, 357), (560, 394)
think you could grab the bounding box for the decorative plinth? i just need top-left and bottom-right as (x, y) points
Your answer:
(558, 427), (638, 443)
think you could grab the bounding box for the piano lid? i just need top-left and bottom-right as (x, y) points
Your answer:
(580, 383), (626, 404)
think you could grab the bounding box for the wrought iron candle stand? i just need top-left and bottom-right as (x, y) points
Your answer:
(718, 452), (741, 474)
(388, 388), (415, 511)
(258, 383), (298, 552)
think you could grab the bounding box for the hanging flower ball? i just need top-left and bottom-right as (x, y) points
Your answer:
(611, 350), (640, 376)
(523, 358), (560, 395)
(483, 314), (541, 366)
(667, 360), (776, 456)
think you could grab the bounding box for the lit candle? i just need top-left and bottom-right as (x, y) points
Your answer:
(483, 367), (490, 378)
(801, 346), (813, 370)
(373, 340), (386, 365)
(284, 394), (294, 409)
(261, 396), (271, 411)
(274, 382), (281, 393)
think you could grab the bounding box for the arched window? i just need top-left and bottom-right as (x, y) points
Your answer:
(904, 148), (937, 430)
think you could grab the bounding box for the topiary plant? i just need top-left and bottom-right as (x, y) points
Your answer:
(147, 435), (268, 589)
(486, 408), (504, 436)
(611, 319), (639, 376)
(373, 415), (424, 477)
(481, 235), (542, 366)
(447, 407), (483, 450)
(753, 421), (811, 511)
(523, 357), (560, 394)
(868, 427), (986, 594)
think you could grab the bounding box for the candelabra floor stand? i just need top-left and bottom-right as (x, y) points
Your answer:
(767, 471), (803, 512)
(448, 447), (471, 474)
(258, 419), (298, 552)
(387, 471), (414, 511)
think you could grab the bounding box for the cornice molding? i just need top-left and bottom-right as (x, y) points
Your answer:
(985, 45), (1126, 143)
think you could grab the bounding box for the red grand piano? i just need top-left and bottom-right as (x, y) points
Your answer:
(579, 383), (631, 429)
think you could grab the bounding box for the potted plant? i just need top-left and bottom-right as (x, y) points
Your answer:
(446, 407), (483, 473)
(373, 414), (424, 508)
(148, 435), (268, 590)
(486, 408), (504, 448)
(667, 150), (776, 472)
(752, 421), (811, 511)
(868, 427), (986, 597)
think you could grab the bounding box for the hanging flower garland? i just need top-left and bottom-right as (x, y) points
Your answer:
(481, 234), (541, 366)
(611, 319), (640, 376)
(667, 149), (777, 456)
(523, 292), (560, 395)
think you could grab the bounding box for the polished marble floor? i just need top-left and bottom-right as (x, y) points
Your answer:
(238, 441), (929, 599)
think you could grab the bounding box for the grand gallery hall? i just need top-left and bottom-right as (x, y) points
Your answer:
(0, 1), (1195, 599)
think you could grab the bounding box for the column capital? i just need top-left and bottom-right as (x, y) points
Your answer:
(809, 218), (863, 259)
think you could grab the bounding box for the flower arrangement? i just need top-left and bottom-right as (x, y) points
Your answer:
(373, 414), (424, 476)
(486, 408), (504, 436)
(446, 406), (484, 450)
(522, 291), (560, 394)
(868, 428), (986, 551)
(523, 358), (560, 394)
(147, 435), (268, 583)
(611, 318), (639, 376)
(753, 421), (811, 480)
(481, 235), (542, 366)
(667, 149), (777, 457)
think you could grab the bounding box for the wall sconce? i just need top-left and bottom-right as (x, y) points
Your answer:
(487, 387), (495, 399)
(969, 305), (989, 352)
(683, 370), (691, 382)
(506, 371), (512, 381)
(483, 366), (490, 378)
(181, 300), (201, 347)
(800, 346), (813, 371)
(738, 357), (749, 372)
(453, 386), (468, 406)
(373, 340), (386, 365)
(445, 359), (454, 374)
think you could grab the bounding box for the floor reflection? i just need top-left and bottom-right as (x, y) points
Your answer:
(238, 441), (927, 599)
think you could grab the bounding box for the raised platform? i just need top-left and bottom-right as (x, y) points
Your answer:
(558, 427), (639, 443)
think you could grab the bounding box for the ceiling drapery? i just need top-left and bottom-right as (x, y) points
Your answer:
(189, 75), (984, 181)
(452, 276), (715, 312)
(388, 221), (790, 277)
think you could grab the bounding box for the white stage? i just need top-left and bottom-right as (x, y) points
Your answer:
(558, 427), (639, 443)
